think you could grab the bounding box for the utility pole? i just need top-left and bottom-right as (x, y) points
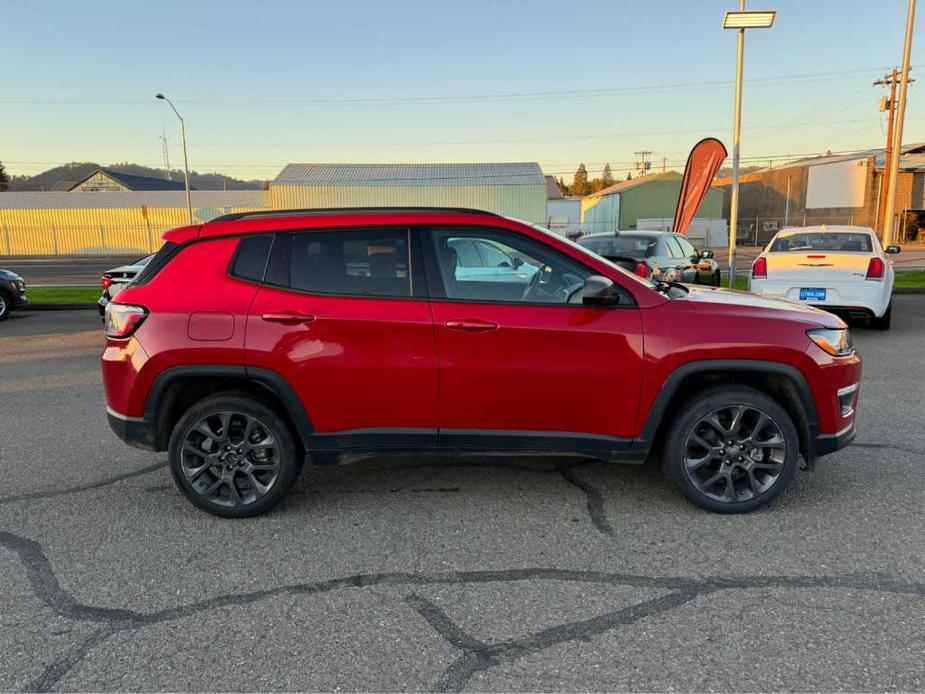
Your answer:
(634, 151), (652, 178)
(882, 0), (916, 247)
(874, 67), (914, 234)
(160, 135), (172, 181)
(661, 156), (667, 173)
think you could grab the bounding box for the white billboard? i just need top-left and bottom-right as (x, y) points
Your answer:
(805, 158), (867, 209)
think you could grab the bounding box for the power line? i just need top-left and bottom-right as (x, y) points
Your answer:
(0, 66), (916, 108)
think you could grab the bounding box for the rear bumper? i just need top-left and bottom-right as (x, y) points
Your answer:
(811, 421), (856, 458)
(106, 407), (157, 451)
(749, 279), (891, 317)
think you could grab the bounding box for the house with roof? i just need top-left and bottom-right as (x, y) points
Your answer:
(69, 168), (194, 192)
(268, 162), (547, 225)
(580, 172), (725, 242)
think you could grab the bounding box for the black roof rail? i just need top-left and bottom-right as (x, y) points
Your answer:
(207, 206), (502, 223)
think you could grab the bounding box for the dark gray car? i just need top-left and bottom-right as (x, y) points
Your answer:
(577, 230), (720, 286)
(0, 268), (27, 321)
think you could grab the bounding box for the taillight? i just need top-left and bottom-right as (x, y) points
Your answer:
(752, 256), (767, 278)
(866, 257), (885, 280)
(101, 275), (112, 290)
(634, 261), (651, 278)
(105, 303), (148, 338)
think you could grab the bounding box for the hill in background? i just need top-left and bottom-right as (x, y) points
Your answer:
(7, 162), (267, 191)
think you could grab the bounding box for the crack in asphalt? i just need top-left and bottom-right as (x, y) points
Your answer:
(557, 464), (614, 536)
(3, 530), (925, 692)
(0, 462), (167, 507)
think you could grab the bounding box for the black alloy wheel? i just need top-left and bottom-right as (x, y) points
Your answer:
(664, 386), (799, 513)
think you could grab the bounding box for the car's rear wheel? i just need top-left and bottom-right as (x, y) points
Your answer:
(663, 386), (799, 513)
(0, 292), (10, 321)
(712, 270), (721, 287)
(870, 301), (892, 330)
(168, 393), (301, 518)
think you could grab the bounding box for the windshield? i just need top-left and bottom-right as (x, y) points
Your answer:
(770, 232), (873, 253)
(577, 235), (656, 259)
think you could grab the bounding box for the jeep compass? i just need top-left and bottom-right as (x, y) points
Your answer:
(102, 208), (860, 517)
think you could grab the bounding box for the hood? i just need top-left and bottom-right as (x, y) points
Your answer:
(679, 284), (845, 327)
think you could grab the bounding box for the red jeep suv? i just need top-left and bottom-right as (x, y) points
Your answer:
(102, 208), (861, 517)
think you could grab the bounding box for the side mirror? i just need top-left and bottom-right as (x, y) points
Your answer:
(582, 275), (622, 306)
(886, 245), (901, 254)
(699, 249), (714, 259)
(511, 256), (524, 268)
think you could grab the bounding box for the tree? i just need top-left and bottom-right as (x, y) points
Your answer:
(602, 163), (615, 187)
(571, 163), (590, 196)
(0, 161), (9, 192)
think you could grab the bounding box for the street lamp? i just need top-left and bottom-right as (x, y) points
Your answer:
(155, 93), (193, 225)
(722, 3), (776, 288)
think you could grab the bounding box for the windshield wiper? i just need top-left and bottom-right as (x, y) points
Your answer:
(652, 279), (690, 295)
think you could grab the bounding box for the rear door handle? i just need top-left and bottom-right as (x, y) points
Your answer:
(444, 319), (498, 333)
(261, 312), (316, 325)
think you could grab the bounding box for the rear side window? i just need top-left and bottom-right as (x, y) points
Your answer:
(131, 242), (180, 285)
(230, 235), (274, 282)
(288, 229), (411, 297)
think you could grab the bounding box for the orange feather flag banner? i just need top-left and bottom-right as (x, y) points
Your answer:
(672, 138), (728, 235)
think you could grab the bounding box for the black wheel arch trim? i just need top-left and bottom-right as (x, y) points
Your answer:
(136, 364), (314, 452)
(631, 359), (822, 460)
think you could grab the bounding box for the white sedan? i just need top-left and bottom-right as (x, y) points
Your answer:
(748, 225), (900, 330)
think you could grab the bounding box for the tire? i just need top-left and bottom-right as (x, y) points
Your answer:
(712, 270), (722, 287)
(663, 385), (800, 513)
(168, 392), (302, 518)
(0, 292), (10, 321)
(870, 301), (892, 330)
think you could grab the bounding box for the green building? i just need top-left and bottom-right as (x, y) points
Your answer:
(580, 171), (724, 233)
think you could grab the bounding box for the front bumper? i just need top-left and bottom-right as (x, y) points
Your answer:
(811, 421), (856, 458)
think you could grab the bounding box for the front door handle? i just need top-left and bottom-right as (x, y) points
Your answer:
(261, 312), (316, 325)
(444, 319), (498, 333)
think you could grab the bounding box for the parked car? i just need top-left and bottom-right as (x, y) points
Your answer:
(748, 225), (898, 330)
(0, 268), (27, 321)
(98, 255), (154, 316)
(102, 207), (860, 518)
(577, 231), (720, 285)
(448, 237), (539, 283)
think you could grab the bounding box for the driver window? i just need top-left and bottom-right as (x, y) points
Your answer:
(664, 236), (684, 258)
(431, 228), (591, 304)
(676, 236), (698, 258)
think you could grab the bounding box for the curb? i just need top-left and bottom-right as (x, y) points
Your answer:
(22, 304), (98, 311)
(894, 287), (925, 294)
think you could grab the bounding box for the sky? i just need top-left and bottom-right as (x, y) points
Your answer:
(4, 0), (923, 182)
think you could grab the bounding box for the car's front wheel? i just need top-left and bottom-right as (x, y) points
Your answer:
(663, 386), (799, 513)
(168, 393), (302, 518)
(0, 292), (10, 321)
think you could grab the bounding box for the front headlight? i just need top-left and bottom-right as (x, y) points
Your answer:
(807, 328), (854, 357)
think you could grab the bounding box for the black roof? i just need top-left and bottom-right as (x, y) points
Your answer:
(579, 230), (673, 239)
(72, 168), (194, 192)
(208, 207), (501, 223)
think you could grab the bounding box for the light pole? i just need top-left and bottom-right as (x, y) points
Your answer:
(156, 93), (193, 225)
(722, 4), (776, 288)
(881, 0), (916, 247)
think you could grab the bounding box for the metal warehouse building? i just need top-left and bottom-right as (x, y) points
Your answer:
(580, 172), (725, 236)
(0, 162), (548, 256)
(269, 163), (548, 225)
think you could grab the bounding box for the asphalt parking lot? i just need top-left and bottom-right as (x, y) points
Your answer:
(1, 299), (924, 692)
